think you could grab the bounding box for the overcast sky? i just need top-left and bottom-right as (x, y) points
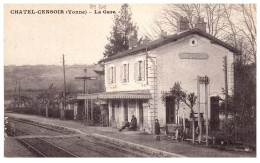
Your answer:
(4, 4), (165, 66)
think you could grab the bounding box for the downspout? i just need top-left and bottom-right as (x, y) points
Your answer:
(146, 47), (156, 133)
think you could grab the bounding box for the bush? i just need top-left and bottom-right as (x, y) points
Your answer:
(9, 107), (38, 115)
(48, 109), (60, 118)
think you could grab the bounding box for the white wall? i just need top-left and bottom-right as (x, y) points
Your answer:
(105, 53), (150, 92)
(156, 34), (234, 125)
(105, 33), (235, 130)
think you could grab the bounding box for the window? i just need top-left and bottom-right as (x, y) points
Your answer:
(138, 61), (142, 81)
(190, 38), (198, 46)
(110, 67), (114, 83)
(135, 59), (146, 81)
(107, 65), (116, 84)
(121, 62), (129, 83)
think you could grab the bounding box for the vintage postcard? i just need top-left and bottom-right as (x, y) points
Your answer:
(3, 2), (256, 158)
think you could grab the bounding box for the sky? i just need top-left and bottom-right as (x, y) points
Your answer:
(4, 4), (165, 66)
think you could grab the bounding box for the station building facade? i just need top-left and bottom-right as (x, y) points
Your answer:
(78, 23), (238, 133)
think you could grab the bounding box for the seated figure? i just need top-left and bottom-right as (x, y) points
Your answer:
(119, 119), (130, 132)
(129, 115), (137, 131)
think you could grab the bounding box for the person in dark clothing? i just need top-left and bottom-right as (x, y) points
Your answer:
(129, 115), (137, 130)
(119, 119), (130, 132)
(155, 119), (160, 141)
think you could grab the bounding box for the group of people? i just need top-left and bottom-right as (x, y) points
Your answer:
(119, 115), (137, 132)
(118, 115), (161, 142)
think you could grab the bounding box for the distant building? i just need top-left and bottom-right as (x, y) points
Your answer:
(78, 18), (239, 133)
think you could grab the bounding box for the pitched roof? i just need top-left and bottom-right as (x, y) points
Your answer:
(102, 28), (240, 63)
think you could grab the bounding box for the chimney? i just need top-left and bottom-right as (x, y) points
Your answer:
(195, 17), (207, 32)
(177, 16), (190, 32)
(160, 30), (168, 39)
(142, 36), (151, 44)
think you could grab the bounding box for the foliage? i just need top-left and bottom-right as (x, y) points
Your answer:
(103, 4), (139, 58)
(218, 61), (256, 145)
(162, 82), (197, 114)
(232, 61), (256, 127)
(7, 107), (60, 118)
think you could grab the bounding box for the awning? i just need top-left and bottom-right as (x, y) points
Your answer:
(77, 90), (151, 100)
(77, 93), (100, 100)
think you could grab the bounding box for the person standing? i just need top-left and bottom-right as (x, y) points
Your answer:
(155, 119), (161, 141)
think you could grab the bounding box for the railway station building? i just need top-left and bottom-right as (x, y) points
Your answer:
(78, 17), (239, 133)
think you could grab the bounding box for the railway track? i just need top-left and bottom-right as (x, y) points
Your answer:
(64, 136), (151, 157)
(6, 130), (78, 157)
(5, 117), (151, 157)
(7, 117), (75, 135)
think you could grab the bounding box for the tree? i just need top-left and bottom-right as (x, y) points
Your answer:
(161, 82), (197, 142)
(144, 4), (227, 39)
(223, 4), (256, 64)
(103, 4), (138, 58)
(145, 4), (256, 65)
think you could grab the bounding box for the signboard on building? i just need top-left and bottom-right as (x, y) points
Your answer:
(179, 53), (209, 60)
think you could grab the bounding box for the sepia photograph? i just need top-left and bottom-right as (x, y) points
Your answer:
(3, 1), (257, 158)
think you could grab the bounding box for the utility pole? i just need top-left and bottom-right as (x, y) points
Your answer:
(224, 56), (228, 120)
(75, 69), (96, 122)
(205, 76), (209, 146)
(197, 76), (201, 144)
(61, 54), (66, 120)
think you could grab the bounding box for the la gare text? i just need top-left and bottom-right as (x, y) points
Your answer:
(10, 10), (116, 15)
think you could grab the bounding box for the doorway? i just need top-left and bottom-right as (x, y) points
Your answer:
(210, 96), (219, 130)
(166, 96), (175, 124)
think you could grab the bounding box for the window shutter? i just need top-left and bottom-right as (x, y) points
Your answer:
(140, 61), (144, 80)
(127, 63), (129, 82)
(134, 61), (138, 81)
(143, 60), (146, 81)
(114, 66), (116, 84)
(120, 64), (123, 83)
(106, 67), (110, 85)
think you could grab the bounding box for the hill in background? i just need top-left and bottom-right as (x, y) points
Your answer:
(4, 64), (104, 101)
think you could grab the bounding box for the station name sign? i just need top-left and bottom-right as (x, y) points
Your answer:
(179, 53), (209, 60)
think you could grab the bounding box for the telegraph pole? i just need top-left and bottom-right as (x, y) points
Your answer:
(205, 76), (209, 146)
(197, 76), (201, 144)
(224, 56), (228, 120)
(63, 54), (66, 110)
(61, 54), (67, 120)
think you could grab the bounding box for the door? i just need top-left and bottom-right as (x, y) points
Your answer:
(166, 96), (175, 124)
(210, 96), (219, 130)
